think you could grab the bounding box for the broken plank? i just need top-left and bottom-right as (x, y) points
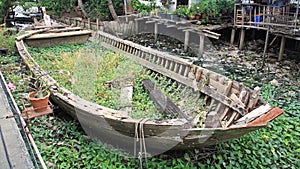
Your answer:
(236, 104), (272, 125)
(205, 111), (221, 128)
(247, 107), (283, 127)
(142, 79), (189, 120)
(200, 85), (246, 116)
(119, 82), (133, 115)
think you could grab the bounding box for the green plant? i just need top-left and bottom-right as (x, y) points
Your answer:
(174, 5), (190, 18)
(190, 3), (201, 15)
(201, 0), (218, 18)
(217, 0), (234, 15)
(0, 27), (17, 54)
(28, 74), (50, 98)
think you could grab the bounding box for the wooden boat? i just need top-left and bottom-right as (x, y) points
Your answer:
(17, 26), (92, 48)
(15, 28), (283, 156)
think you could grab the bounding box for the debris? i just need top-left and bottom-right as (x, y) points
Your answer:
(270, 79), (279, 86)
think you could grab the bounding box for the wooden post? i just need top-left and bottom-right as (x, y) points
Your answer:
(88, 18), (91, 30)
(198, 34), (205, 60)
(278, 36), (286, 61)
(262, 26), (270, 67)
(233, 4), (237, 25)
(230, 28), (236, 45)
(184, 30), (189, 52)
(135, 19), (138, 34)
(96, 19), (99, 31)
(239, 28), (245, 50)
(154, 22), (158, 41)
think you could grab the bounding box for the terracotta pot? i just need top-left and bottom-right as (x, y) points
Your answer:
(195, 14), (200, 20)
(28, 91), (50, 112)
(201, 13), (207, 19)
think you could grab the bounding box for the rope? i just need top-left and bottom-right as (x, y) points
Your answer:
(134, 118), (149, 169)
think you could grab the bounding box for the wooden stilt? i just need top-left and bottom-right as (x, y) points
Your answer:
(184, 30), (189, 52)
(88, 18), (91, 30)
(135, 20), (138, 34)
(198, 34), (205, 60)
(96, 19), (99, 31)
(239, 28), (245, 50)
(262, 26), (270, 67)
(230, 28), (236, 45)
(154, 22), (158, 41)
(278, 36), (286, 61)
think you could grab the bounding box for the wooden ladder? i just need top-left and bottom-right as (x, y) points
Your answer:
(236, 9), (245, 25)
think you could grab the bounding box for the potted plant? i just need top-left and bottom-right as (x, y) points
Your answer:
(28, 75), (50, 112)
(201, 0), (218, 19)
(190, 3), (201, 20)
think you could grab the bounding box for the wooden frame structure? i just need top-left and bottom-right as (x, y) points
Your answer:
(231, 2), (300, 60)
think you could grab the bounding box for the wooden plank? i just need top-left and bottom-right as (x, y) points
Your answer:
(120, 83), (133, 115)
(247, 86), (261, 111)
(247, 107), (283, 127)
(205, 111), (221, 128)
(142, 79), (190, 120)
(25, 30), (92, 40)
(15, 28), (50, 41)
(236, 104), (272, 124)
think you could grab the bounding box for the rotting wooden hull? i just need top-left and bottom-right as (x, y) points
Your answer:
(22, 27), (92, 48)
(15, 29), (283, 155)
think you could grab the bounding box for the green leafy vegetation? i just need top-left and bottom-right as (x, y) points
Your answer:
(38, 0), (124, 20)
(0, 27), (17, 54)
(28, 42), (206, 119)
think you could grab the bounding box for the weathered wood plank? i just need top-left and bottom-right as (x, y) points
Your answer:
(205, 111), (221, 128)
(247, 107), (283, 127)
(200, 85), (246, 116)
(142, 79), (190, 120)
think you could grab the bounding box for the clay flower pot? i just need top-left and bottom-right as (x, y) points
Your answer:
(28, 91), (50, 112)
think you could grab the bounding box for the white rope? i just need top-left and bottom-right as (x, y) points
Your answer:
(134, 118), (149, 169)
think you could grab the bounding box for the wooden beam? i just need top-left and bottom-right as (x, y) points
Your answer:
(278, 36), (286, 61)
(142, 79), (190, 120)
(198, 35), (205, 60)
(262, 26), (270, 66)
(154, 22), (158, 41)
(230, 28), (236, 45)
(239, 28), (245, 50)
(184, 30), (189, 52)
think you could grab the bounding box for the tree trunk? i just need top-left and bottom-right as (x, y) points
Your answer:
(107, 0), (119, 21)
(77, 0), (88, 18)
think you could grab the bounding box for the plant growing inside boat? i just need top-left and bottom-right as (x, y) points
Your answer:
(28, 74), (50, 98)
(28, 74), (51, 112)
